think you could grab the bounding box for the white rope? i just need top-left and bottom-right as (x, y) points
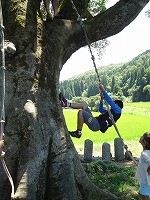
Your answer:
(70, 0), (101, 83)
(0, 0), (15, 197)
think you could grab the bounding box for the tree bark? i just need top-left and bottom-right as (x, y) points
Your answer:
(0, 0), (148, 199)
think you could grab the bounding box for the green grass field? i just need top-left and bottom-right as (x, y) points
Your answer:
(63, 102), (150, 157)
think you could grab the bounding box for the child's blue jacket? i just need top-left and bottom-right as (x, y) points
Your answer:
(95, 90), (122, 133)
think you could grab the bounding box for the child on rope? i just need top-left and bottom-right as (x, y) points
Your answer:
(136, 132), (150, 200)
(43, 0), (63, 21)
(59, 84), (123, 138)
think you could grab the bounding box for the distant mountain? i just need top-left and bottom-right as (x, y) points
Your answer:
(60, 50), (150, 102)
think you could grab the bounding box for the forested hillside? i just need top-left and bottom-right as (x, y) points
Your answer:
(60, 50), (150, 102)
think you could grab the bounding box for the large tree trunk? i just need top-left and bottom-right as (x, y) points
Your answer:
(0, 0), (148, 199)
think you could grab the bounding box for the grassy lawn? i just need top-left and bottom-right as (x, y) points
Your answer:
(63, 102), (150, 199)
(87, 160), (139, 200)
(63, 102), (150, 157)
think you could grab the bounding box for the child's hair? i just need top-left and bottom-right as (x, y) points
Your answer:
(114, 100), (123, 109)
(143, 132), (150, 150)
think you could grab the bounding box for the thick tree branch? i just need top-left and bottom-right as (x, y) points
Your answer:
(85, 0), (149, 42)
(62, 0), (149, 64)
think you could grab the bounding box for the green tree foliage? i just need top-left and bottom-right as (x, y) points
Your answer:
(111, 76), (115, 93)
(143, 85), (150, 101)
(88, 0), (107, 16)
(88, 94), (100, 111)
(60, 50), (150, 102)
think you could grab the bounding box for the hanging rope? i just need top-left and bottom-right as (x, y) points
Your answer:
(0, 0), (14, 197)
(70, 0), (138, 165)
(70, 0), (101, 84)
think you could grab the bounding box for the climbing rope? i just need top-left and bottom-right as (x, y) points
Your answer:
(70, 0), (101, 84)
(0, 0), (14, 197)
(70, 0), (138, 165)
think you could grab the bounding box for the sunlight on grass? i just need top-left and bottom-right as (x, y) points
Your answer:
(124, 102), (150, 109)
(63, 102), (150, 157)
(87, 160), (139, 199)
(62, 103), (150, 200)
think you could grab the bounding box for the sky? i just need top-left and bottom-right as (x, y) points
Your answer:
(60, 1), (150, 81)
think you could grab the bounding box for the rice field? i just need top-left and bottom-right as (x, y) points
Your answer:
(63, 102), (150, 157)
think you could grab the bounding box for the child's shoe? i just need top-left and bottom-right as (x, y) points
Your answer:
(59, 93), (70, 107)
(69, 131), (82, 138)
